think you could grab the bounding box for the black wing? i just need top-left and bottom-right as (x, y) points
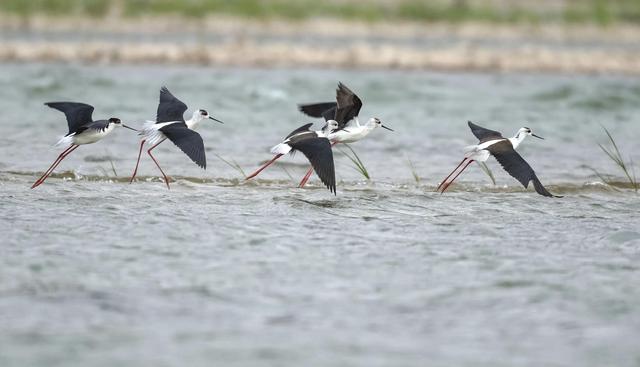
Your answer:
(157, 86), (188, 123)
(45, 102), (95, 135)
(285, 123), (314, 139)
(75, 120), (111, 135)
(488, 141), (560, 197)
(334, 82), (363, 129)
(159, 123), (206, 169)
(299, 102), (337, 121)
(468, 121), (503, 143)
(289, 137), (336, 195)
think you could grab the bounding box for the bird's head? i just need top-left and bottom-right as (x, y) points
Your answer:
(369, 117), (394, 132)
(194, 109), (224, 124)
(326, 119), (339, 132)
(518, 127), (544, 140)
(109, 117), (137, 132)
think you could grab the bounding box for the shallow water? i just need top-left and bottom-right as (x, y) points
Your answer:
(1, 63), (639, 367)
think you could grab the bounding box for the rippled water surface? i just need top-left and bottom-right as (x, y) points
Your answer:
(1, 63), (639, 367)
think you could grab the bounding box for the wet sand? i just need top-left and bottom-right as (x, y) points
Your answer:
(1, 15), (640, 73)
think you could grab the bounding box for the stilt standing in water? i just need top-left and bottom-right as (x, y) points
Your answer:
(437, 121), (561, 197)
(129, 86), (224, 189)
(31, 102), (136, 189)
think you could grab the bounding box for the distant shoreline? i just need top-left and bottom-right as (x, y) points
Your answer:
(2, 15), (640, 74)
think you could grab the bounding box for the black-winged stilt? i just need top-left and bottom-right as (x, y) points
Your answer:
(129, 86), (223, 189)
(437, 121), (561, 197)
(245, 121), (337, 194)
(31, 102), (136, 189)
(297, 82), (393, 187)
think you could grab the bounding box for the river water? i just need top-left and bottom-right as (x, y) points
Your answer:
(0, 63), (639, 366)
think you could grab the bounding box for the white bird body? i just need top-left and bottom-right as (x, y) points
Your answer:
(138, 111), (207, 145)
(463, 128), (532, 161)
(327, 117), (384, 143)
(56, 123), (118, 147)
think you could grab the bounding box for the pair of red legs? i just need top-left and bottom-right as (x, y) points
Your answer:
(31, 144), (80, 189)
(129, 138), (171, 189)
(244, 142), (338, 188)
(437, 157), (475, 194)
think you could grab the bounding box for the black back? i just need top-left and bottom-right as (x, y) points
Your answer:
(488, 140), (560, 197)
(289, 137), (336, 195)
(75, 120), (111, 135)
(159, 122), (206, 169)
(285, 123), (314, 139)
(157, 86), (188, 123)
(468, 121), (504, 143)
(45, 102), (95, 136)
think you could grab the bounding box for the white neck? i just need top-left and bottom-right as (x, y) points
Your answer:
(186, 111), (203, 130)
(509, 131), (528, 149)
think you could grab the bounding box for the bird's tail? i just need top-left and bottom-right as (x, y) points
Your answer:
(270, 143), (292, 155)
(139, 120), (164, 146)
(54, 135), (74, 148)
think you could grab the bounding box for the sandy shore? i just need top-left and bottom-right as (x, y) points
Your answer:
(2, 15), (640, 74)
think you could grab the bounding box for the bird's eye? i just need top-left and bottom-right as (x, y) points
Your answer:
(200, 110), (207, 116)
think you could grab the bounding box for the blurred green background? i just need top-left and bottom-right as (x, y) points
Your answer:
(1, 0), (639, 24)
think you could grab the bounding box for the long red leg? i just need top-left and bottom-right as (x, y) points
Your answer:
(31, 145), (79, 189)
(437, 157), (468, 191)
(32, 144), (76, 187)
(439, 159), (474, 194)
(129, 139), (146, 183)
(147, 139), (170, 189)
(298, 141), (338, 188)
(298, 167), (314, 188)
(245, 154), (284, 180)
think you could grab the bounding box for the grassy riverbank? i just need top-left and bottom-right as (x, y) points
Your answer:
(1, 0), (640, 25)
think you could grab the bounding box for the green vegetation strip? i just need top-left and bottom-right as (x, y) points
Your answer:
(1, 0), (640, 24)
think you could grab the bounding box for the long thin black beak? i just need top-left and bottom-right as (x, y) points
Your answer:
(209, 116), (224, 124)
(532, 133), (544, 140)
(122, 124), (138, 132)
(381, 124), (394, 132)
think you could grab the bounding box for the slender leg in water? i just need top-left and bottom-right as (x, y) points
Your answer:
(31, 145), (79, 189)
(299, 142), (338, 188)
(437, 157), (469, 191)
(439, 159), (474, 194)
(129, 139), (147, 183)
(146, 138), (171, 190)
(245, 154), (284, 180)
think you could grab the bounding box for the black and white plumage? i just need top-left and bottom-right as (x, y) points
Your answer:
(129, 86), (223, 189)
(31, 102), (136, 189)
(245, 121), (338, 195)
(437, 121), (560, 197)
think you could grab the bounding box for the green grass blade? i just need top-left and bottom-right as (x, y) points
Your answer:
(477, 161), (496, 185)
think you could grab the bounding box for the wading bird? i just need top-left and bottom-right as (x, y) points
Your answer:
(31, 102), (136, 189)
(245, 121), (337, 194)
(129, 86), (223, 189)
(297, 82), (393, 187)
(437, 121), (561, 197)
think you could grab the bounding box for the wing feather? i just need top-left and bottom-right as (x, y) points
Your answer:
(334, 82), (363, 129)
(468, 121), (503, 143)
(488, 141), (559, 197)
(45, 102), (95, 135)
(289, 137), (336, 194)
(157, 86), (188, 123)
(159, 123), (207, 169)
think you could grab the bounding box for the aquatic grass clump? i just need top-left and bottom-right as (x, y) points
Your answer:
(337, 143), (370, 180)
(406, 156), (420, 184)
(212, 152), (246, 178)
(593, 126), (638, 192)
